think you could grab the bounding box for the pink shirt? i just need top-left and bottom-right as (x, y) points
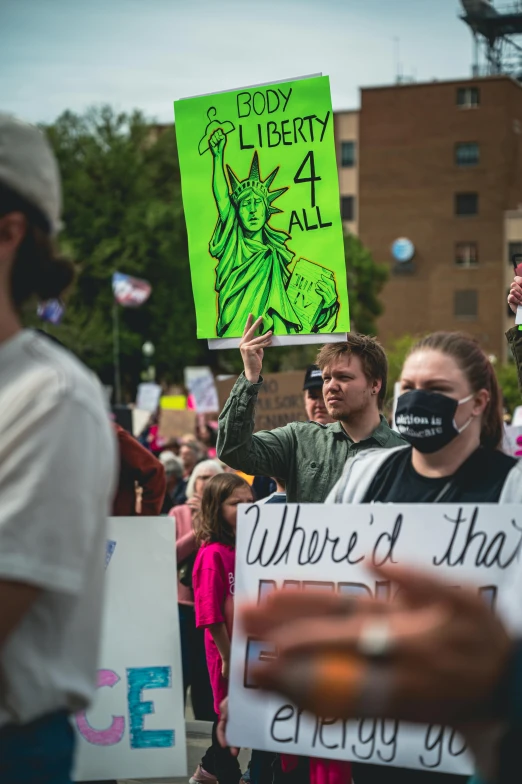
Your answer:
(193, 542), (235, 715)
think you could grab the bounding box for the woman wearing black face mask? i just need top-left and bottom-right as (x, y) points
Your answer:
(331, 331), (521, 508)
(326, 331), (522, 784)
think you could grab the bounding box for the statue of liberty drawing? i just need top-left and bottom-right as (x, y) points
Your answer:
(203, 116), (340, 338)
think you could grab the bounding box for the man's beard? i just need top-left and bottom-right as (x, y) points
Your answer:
(326, 401), (366, 423)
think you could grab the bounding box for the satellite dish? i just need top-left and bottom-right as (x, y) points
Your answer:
(391, 238), (415, 263)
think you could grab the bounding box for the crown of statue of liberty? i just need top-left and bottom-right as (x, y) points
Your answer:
(227, 152), (288, 215)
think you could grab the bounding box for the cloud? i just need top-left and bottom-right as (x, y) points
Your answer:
(1, 0), (471, 123)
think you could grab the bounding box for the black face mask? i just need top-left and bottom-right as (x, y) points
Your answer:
(395, 389), (473, 454)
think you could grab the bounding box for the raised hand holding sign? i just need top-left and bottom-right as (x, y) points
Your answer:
(239, 315), (273, 384)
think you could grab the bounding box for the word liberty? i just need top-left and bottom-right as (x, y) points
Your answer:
(236, 86), (331, 149)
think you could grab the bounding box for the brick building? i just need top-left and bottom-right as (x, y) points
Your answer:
(334, 110), (358, 237)
(335, 76), (522, 360)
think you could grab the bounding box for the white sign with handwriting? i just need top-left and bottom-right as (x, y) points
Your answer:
(73, 518), (186, 781)
(228, 503), (522, 775)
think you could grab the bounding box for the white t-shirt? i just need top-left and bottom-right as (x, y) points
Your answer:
(0, 330), (117, 726)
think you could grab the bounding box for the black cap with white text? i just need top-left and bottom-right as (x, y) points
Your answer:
(303, 365), (324, 391)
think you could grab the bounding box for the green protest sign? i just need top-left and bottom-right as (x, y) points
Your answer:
(174, 75), (350, 343)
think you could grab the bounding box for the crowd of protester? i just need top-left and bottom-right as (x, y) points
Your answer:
(2, 113), (522, 784)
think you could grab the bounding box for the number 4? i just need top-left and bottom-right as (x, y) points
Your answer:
(294, 150), (321, 208)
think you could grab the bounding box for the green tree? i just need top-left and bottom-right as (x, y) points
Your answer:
(27, 106), (206, 398)
(344, 231), (388, 335)
(27, 109), (389, 393)
(496, 362), (520, 415)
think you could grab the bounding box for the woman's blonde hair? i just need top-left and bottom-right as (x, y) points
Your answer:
(196, 473), (252, 547)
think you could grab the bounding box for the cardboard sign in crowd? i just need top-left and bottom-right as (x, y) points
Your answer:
(216, 370), (307, 431)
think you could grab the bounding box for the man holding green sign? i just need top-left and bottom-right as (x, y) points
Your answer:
(174, 75), (350, 346)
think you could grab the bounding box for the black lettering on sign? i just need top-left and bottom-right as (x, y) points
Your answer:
(288, 210), (304, 233)
(351, 718), (398, 763)
(316, 110), (331, 141)
(303, 208), (318, 231)
(238, 125), (254, 150)
(377, 720), (399, 763)
(252, 91), (265, 116)
(294, 116), (306, 143)
(372, 514), (403, 567)
(294, 150), (321, 208)
(317, 206), (332, 228)
(267, 121), (281, 148)
(266, 89), (280, 114)
(420, 725), (467, 769)
(433, 507), (522, 569)
(448, 728), (467, 757)
(245, 504), (366, 568)
(312, 717), (340, 750)
(237, 109), (329, 148)
(288, 206), (332, 234)
(236, 87), (292, 119)
(236, 92), (251, 118)
(420, 725), (444, 769)
(281, 119), (292, 146)
(270, 705), (295, 744)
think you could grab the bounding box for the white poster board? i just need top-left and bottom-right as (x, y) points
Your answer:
(503, 424), (522, 458)
(136, 382), (162, 412)
(132, 408), (151, 438)
(228, 503), (522, 776)
(184, 366), (219, 413)
(73, 517), (186, 781)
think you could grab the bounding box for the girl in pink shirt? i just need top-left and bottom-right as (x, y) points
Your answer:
(192, 473), (253, 784)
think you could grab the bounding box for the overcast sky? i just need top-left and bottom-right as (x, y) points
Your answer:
(2, 0), (473, 124)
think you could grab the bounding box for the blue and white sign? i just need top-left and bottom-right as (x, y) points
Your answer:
(391, 237), (415, 263)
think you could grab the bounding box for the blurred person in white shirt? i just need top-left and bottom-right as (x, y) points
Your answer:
(0, 114), (117, 783)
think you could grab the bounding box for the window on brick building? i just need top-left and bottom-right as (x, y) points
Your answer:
(457, 87), (480, 108)
(455, 242), (478, 268)
(341, 141), (356, 167)
(455, 142), (480, 166)
(455, 192), (478, 216)
(341, 196), (355, 221)
(454, 290), (478, 319)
